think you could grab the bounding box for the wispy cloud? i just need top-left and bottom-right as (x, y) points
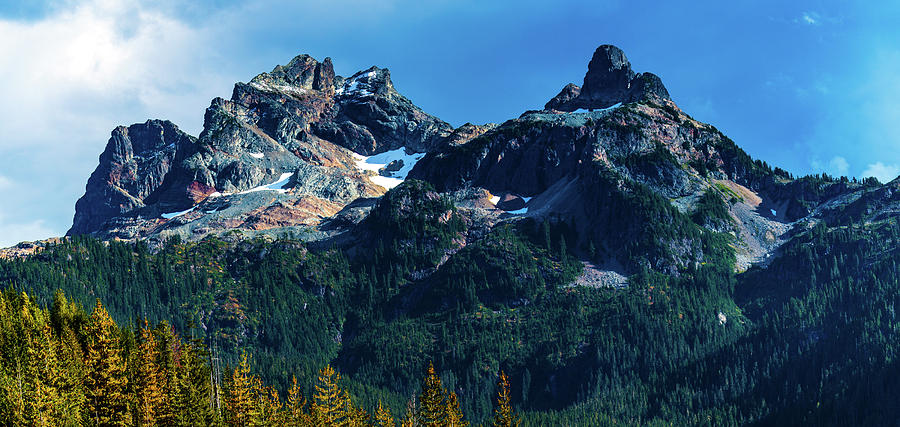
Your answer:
(800, 11), (820, 25)
(0, 0), (239, 246)
(812, 156), (850, 177)
(0, 212), (55, 246)
(861, 162), (900, 183)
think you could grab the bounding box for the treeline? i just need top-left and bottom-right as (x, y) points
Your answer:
(0, 289), (522, 426)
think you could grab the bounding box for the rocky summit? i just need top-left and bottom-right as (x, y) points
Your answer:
(68, 54), (452, 244)
(67, 44), (885, 278)
(545, 44), (670, 111)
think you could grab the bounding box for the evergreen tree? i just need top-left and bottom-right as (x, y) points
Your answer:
(445, 391), (467, 427)
(418, 362), (446, 426)
(491, 371), (519, 427)
(83, 299), (129, 426)
(311, 364), (349, 426)
(174, 338), (218, 426)
(133, 320), (163, 426)
(374, 400), (394, 427)
(224, 353), (254, 426)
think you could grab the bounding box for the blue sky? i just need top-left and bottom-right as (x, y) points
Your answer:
(0, 0), (898, 246)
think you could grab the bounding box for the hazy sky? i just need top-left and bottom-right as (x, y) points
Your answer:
(1, 0), (898, 246)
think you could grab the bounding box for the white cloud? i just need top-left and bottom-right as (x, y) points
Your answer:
(0, 0), (233, 143)
(0, 213), (56, 247)
(811, 155), (850, 177)
(0, 0), (241, 245)
(861, 162), (900, 184)
(801, 12), (819, 25)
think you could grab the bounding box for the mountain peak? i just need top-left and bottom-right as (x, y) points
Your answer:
(546, 44), (670, 111)
(250, 53), (335, 94)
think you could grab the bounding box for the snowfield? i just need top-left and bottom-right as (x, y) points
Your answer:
(353, 147), (426, 190)
(161, 206), (196, 219)
(571, 102), (622, 113)
(242, 172), (294, 194)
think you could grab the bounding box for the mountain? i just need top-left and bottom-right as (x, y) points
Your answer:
(67, 54), (451, 244)
(4, 44), (900, 425)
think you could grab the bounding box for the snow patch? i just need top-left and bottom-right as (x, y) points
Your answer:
(161, 206), (196, 219)
(249, 152), (264, 159)
(336, 70), (378, 98)
(353, 147), (426, 190)
(572, 102), (622, 113)
(489, 195), (500, 205)
(507, 207), (528, 215)
(240, 172), (294, 194)
(522, 197), (533, 203)
(770, 209), (777, 217)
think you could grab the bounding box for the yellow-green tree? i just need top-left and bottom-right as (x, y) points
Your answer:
(173, 337), (218, 426)
(418, 362), (446, 426)
(491, 371), (519, 427)
(224, 353), (255, 426)
(445, 391), (467, 427)
(286, 375), (310, 425)
(133, 320), (163, 426)
(311, 364), (351, 426)
(83, 299), (129, 426)
(374, 400), (394, 427)
(250, 378), (284, 425)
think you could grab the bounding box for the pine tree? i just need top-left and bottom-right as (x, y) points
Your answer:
(418, 362), (446, 426)
(224, 353), (254, 426)
(83, 299), (129, 426)
(400, 397), (418, 427)
(174, 337), (218, 426)
(444, 391), (467, 427)
(311, 364), (349, 426)
(286, 375), (309, 425)
(133, 320), (163, 426)
(23, 298), (62, 427)
(374, 400), (394, 427)
(44, 291), (85, 425)
(492, 371), (519, 427)
(153, 322), (179, 425)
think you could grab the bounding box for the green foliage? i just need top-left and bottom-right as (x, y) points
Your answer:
(4, 175), (900, 424)
(691, 188), (734, 231)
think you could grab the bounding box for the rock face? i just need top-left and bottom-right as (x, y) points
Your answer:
(314, 66), (453, 154)
(70, 120), (195, 235)
(65, 44), (873, 279)
(68, 53), (452, 241)
(545, 45), (670, 111)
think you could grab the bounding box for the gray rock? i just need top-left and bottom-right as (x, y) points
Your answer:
(545, 83), (581, 111)
(68, 120), (195, 235)
(547, 45), (671, 111)
(578, 45), (636, 109)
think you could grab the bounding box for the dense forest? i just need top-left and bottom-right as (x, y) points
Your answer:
(0, 289), (520, 426)
(2, 180), (900, 425)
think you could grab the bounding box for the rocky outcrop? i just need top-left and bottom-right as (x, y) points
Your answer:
(544, 83), (581, 112)
(69, 53), (452, 241)
(69, 120), (195, 235)
(63, 43), (869, 280)
(314, 66), (453, 154)
(545, 45), (670, 111)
